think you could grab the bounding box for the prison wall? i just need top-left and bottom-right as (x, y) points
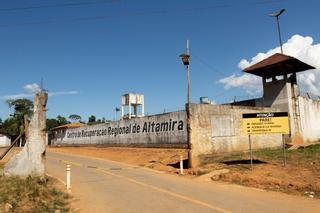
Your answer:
(51, 111), (187, 148)
(189, 104), (283, 166)
(298, 96), (320, 143)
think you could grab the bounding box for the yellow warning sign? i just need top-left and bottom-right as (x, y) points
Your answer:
(243, 112), (289, 135)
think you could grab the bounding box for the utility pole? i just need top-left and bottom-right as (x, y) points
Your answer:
(180, 40), (191, 104)
(179, 40), (192, 167)
(186, 40), (191, 104)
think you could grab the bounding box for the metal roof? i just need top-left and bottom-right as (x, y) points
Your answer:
(243, 53), (315, 77)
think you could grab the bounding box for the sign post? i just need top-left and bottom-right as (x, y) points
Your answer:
(249, 135), (253, 170)
(282, 134), (286, 166)
(243, 112), (290, 169)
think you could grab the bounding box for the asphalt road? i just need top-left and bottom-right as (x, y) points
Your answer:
(46, 151), (320, 213)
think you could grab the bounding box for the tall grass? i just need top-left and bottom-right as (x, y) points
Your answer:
(0, 176), (71, 212)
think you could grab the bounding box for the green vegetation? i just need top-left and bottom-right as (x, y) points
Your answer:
(0, 98), (110, 133)
(254, 144), (320, 162)
(87, 115), (108, 125)
(0, 98), (33, 138)
(46, 115), (70, 131)
(88, 115), (96, 124)
(202, 144), (320, 164)
(0, 175), (71, 212)
(68, 114), (82, 122)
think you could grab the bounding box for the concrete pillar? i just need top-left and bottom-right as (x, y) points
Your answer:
(142, 99), (145, 116)
(128, 102), (131, 119)
(134, 105), (138, 117)
(186, 103), (197, 168)
(4, 92), (48, 178)
(121, 106), (124, 120)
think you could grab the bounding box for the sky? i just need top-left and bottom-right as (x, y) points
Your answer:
(0, 0), (319, 122)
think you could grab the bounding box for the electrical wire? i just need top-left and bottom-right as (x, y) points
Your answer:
(192, 52), (227, 77)
(0, 0), (120, 12)
(0, 0), (288, 27)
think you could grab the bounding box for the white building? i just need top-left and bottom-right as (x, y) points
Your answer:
(0, 133), (11, 147)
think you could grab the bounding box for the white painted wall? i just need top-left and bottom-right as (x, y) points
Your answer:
(299, 97), (320, 142)
(51, 111), (187, 147)
(0, 135), (11, 147)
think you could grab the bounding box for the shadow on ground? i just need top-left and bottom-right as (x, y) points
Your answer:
(222, 159), (267, 165)
(168, 159), (189, 169)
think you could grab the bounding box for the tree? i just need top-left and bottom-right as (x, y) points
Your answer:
(6, 99), (33, 119)
(68, 114), (82, 122)
(56, 115), (69, 125)
(87, 115), (108, 125)
(2, 98), (34, 137)
(88, 115), (96, 123)
(2, 117), (20, 137)
(46, 118), (60, 131)
(46, 115), (70, 131)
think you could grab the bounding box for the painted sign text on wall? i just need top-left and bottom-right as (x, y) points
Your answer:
(52, 111), (187, 146)
(67, 119), (184, 139)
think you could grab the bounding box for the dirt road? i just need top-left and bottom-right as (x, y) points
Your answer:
(46, 151), (320, 213)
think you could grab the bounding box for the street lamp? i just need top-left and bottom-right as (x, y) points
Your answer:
(269, 9), (285, 54)
(180, 53), (190, 66)
(179, 40), (191, 104)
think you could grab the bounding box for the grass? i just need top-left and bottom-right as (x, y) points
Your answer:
(201, 144), (320, 164)
(0, 175), (71, 213)
(254, 144), (320, 162)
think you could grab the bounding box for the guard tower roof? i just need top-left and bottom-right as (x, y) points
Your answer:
(243, 53), (315, 78)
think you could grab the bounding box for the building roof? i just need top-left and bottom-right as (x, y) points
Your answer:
(51, 122), (85, 131)
(243, 53), (315, 77)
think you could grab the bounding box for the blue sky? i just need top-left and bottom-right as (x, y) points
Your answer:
(1, 0), (319, 121)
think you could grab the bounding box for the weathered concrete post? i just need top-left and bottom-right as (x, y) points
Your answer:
(186, 103), (195, 168)
(4, 92), (48, 177)
(187, 103), (204, 168)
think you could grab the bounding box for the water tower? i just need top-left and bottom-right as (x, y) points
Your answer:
(121, 93), (144, 120)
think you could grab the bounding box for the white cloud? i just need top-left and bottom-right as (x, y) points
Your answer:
(238, 35), (320, 70)
(218, 74), (262, 95)
(220, 34), (320, 95)
(2, 93), (34, 100)
(49, 91), (79, 97)
(23, 83), (41, 94)
(1, 83), (79, 100)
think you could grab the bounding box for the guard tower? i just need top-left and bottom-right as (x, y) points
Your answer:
(121, 93), (144, 120)
(243, 53), (315, 143)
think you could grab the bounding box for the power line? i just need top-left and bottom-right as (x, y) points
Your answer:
(192, 52), (227, 77)
(0, 0), (120, 12)
(0, 0), (288, 27)
(190, 50), (253, 101)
